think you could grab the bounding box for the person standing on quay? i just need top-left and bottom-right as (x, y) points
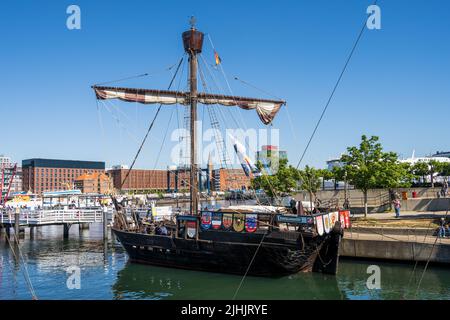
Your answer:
(393, 198), (401, 218)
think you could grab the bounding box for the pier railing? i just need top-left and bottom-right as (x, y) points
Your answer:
(0, 208), (107, 225)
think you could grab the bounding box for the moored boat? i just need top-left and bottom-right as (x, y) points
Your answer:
(94, 19), (347, 277)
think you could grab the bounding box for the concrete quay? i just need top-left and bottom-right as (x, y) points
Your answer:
(341, 230), (450, 264)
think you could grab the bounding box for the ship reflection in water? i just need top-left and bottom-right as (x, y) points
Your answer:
(2, 224), (450, 299)
(112, 263), (343, 300)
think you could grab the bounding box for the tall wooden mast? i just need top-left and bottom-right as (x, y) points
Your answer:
(182, 18), (204, 216)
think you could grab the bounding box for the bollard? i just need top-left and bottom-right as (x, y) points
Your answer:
(103, 207), (108, 240)
(14, 208), (20, 239)
(63, 223), (70, 239)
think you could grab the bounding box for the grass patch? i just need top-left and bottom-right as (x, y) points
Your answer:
(351, 218), (439, 228)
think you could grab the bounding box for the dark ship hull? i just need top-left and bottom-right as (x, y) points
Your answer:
(112, 223), (342, 277)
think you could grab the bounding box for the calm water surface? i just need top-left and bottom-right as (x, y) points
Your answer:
(1, 224), (449, 300)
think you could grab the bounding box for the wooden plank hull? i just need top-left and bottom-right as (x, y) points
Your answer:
(112, 226), (342, 277)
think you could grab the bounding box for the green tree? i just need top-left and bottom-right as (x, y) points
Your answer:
(411, 162), (429, 185)
(340, 135), (410, 217)
(317, 168), (334, 190)
(441, 163), (450, 179)
(298, 165), (322, 209)
(429, 160), (444, 188)
(251, 158), (299, 201)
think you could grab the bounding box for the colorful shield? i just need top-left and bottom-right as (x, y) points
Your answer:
(211, 212), (222, 230)
(186, 221), (197, 238)
(222, 213), (233, 230)
(245, 214), (257, 233)
(323, 213), (331, 234)
(339, 210), (346, 228)
(344, 211), (351, 228)
(330, 211), (339, 227)
(315, 215), (324, 236)
(233, 213), (245, 232)
(201, 211), (212, 230)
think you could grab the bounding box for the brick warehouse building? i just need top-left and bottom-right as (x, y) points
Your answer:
(108, 168), (191, 193)
(212, 168), (251, 192)
(74, 172), (112, 194)
(22, 158), (105, 194)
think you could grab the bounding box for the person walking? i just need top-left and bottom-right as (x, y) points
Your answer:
(393, 198), (401, 218)
(444, 180), (448, 197)
(438, 218), (446, 238)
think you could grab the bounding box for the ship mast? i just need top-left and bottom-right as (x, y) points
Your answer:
(182, 17), (203, 216)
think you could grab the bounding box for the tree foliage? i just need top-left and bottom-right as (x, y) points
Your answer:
(340, 135), (411, 191)
(298, 165), (322, 196)
(251, 158), (299, 198)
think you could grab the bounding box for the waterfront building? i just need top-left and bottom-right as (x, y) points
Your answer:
(326, 158), (344, 170)
(108, 168), (182, 192)
(212, 168), (251, 191)
(22, 158), (105, 194)
(107, 164), (248, 193)
(74, 172), (112, 194)
(255, 145), (287, 174)
(432, 151), (450, 158)
(0, 155), (22, 198)
(0, 155), (12, 169)
(399, 150), (450, 165)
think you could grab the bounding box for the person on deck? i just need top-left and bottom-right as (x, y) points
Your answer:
(393, 198), (401, 218)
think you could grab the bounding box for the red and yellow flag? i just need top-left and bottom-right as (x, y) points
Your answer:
(214, 50), (222, 66)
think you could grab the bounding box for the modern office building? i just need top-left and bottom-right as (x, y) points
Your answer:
(256, 145), (287, 166)
(22, 158), (105, 194)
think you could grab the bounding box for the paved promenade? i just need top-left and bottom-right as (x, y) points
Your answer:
(351, 210), (449, 220)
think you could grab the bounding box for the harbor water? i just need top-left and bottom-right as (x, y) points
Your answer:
(1, 224), (450, 300)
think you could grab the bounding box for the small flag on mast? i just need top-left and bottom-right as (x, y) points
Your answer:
(214, 50), (222, 66)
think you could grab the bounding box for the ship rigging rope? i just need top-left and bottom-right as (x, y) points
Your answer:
(119, 57), (184, 189)
(233, 0), (378, 299)
(198, 57), (282, 205)
(153, 56), (187, 169)
(198, 53), (283, 205)
(0, 222), (38, 300)
(414, 202), (450, 298)
(404, 219), (435, 298)
(234, 76), (299, 143)
(93, 62), (180, 86)
(295, 0), (378, 169)
(205, 34), (248, 131)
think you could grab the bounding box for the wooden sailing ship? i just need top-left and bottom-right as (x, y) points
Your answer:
(92, 21), (345, 276)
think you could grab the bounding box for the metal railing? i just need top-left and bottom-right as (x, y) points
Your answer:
(0, 208), (108, 225)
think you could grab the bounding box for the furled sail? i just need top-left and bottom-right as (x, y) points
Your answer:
(93, 86), (187, 105)
(93, 86), (285, 125)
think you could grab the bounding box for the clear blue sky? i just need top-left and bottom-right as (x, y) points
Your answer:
(1, 0), (449, 169)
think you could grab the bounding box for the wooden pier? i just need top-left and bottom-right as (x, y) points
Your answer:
(0, 208), (112, 239)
